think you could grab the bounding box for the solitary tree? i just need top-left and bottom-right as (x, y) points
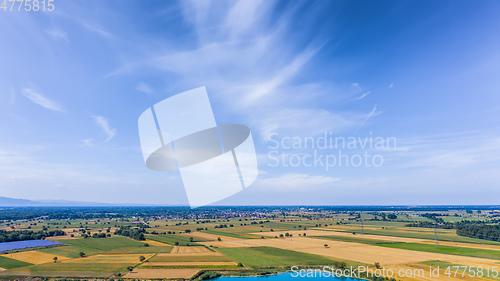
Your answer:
(139, 256), (146, 262)
(324, 244), (329, 248)
(217, 237), (222, 241)
(127, 266), (134, 272)
(375, 262), (381, 269)
(79, 252), (86, 257)
(53, 256), (58, 263)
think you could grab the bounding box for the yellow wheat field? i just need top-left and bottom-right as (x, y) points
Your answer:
(124, 268), (200, 279)
(143, 239), (171, 246)
(169, 246), (212, 253)
(1, 251), (70, 264)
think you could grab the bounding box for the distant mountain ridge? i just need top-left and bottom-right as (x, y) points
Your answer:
(0, 196), (110, 207)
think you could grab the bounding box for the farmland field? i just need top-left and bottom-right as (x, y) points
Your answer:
(1, 250), (70, 264)
(379, 242), (500, 260)
(216, 246), (337, 267)
(1, 206), (500, 281)
(146, 234), (205, 246)
(0, 256), (33, 269)
(124, 268), (200, 279)
(149, 254), (233, 262)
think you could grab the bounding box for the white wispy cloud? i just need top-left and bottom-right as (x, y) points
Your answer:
(10, 86), (15, 104)
(22, 88), (66, 112)
(356, 91), (371, 100)
(397, 132), (500, 169)
(224, 0), (268, 39)
(355, 104), (380, 133)
(82, 22), (113, 39)
(91, 115), (116, 142)
(136, 82), (155, 94)
(251, 108), (356, 140)
(80, 138), (94, 146)
(258, 173), (339, 189)
(45, 27), (69, 42)
(105, 1), (373, 140)
(243, 48), (318, 104)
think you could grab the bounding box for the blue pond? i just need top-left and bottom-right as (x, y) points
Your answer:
(0, 240), (62, 252)
(216, 272), (360, 281)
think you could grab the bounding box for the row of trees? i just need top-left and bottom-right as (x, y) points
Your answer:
(405, 221), (455, 229)
(0, 229), (66, 243)
(456, 223), (500, 241)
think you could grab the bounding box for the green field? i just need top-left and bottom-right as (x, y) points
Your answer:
(21, 262), (133, 273)
(146, 234), (205, 246)
(51, 236), (146, 256)
(37, 236), (148, 258)
(39, 246), (85, 259)
(380, 242), (500, 260)
(148, 254), (233, 262)
(0, 256), (33, 269)
(125, 246), (172, 254)
(216, 247), (338, 268)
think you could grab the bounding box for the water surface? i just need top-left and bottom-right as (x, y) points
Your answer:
(0, 240), (62, 252)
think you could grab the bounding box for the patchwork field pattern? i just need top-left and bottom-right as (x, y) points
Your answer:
(2, 209), (500, 281)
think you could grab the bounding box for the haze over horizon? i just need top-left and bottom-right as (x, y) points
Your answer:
(1, 1), (500, 206)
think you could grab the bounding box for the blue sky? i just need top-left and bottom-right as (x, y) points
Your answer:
(1, 0), (500, 205)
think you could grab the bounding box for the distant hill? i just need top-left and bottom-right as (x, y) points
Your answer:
(0, 196), (110, 207)
(0, 196), (41, 206)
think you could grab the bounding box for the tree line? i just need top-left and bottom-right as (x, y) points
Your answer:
(0, 229), (66, 242)
(455, 223), (500, 241)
